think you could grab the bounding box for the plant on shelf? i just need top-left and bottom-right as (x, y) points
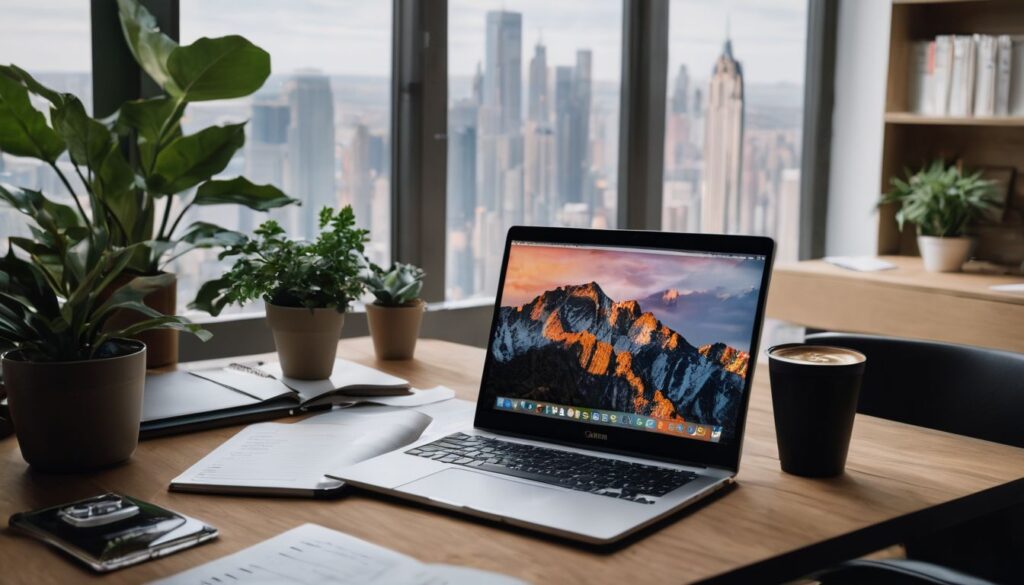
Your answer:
(0, 0), (297, 366)
(0, 185), (211, 472)
(191, 206), (368, 379)
(363, 262), (427, 360)
(879, 159), (1000, 272)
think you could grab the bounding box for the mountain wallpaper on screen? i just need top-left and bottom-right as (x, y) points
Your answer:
(487, 281), (750, 436)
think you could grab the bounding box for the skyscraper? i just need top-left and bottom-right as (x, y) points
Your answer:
(672, 64), (690, 114)
(554, 65), (574, 208)
(528, 42), (549, 125)
(702, 38), (744, 234)
(244, 95), (290, 233)
(348, 123), (374, 230)
(568, 50), (592, 206)
(284, 71), (336, 237)
(484, 11), (523, 133)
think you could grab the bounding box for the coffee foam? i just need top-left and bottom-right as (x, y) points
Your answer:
(769, 345), (865, 366)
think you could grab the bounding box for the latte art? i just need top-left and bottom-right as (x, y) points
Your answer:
(769, 345), (865, 366)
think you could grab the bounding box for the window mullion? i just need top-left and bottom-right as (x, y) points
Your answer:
(617, 0), (669, 231)
(392, 0), (448, 302)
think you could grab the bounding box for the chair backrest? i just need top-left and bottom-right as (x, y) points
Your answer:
(805, 332), (1024, 448)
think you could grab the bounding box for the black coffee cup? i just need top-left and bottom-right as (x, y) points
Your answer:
(767, 344), (867, 477)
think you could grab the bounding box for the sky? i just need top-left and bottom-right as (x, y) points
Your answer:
(1, 0), (806, 85)
(501, 244), (766, 350)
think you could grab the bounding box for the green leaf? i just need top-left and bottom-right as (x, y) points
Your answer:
(115, 95), (183, 171)
(193, 177), (297, 210)
(52, 97), (116, 171)
(103, 315), (211, 345)
(167, 35), (270, 102)
(0, 183), (83, 242)
(0, 73), (65, 162)
(116, 0), (181, 94)
(0, 65), (68, 108)
(149, 123), (245, 194)
(179, 221), (246, 248)
(189, 276), (233, 316)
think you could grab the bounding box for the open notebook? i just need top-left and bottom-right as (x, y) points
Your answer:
(142, 359), (451, 438)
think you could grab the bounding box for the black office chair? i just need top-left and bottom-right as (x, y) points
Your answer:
(804, 332), (1024, 585)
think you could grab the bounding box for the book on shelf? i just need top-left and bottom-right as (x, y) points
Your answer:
(948, 35), (975, 116)
(995, 35), (1012, 116)
(1010, 36), (1024, 115)
(907, 33), (1024, 119)
(974, 34), (997, 117)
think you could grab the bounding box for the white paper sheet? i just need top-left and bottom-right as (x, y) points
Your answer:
(170, 410), (431, 494)
(824, 256), (897, 272)
(148, 523), (527, 585)
(301, 398), (475, 440)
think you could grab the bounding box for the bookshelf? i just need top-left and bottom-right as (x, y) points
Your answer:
(880, 0), (1024, 257)
(764, 1), (1024, 350)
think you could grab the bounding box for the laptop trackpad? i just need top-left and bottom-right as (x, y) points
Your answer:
(399, 468), (560, 512)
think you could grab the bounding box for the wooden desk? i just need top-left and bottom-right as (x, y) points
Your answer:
(766, 256), (1024, 354)
(2, 338), (1023, 584)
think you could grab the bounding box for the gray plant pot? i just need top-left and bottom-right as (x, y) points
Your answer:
(1, 340), (146, 472)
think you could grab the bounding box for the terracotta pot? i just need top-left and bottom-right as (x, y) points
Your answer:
(102, 272), (179, 368)
(365, 300), (425, 360)
(917, 235), (974, 273)
(264, 302), (344, 379)
(2, 340), (146, 472)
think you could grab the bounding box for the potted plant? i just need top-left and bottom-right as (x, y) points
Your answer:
(364, 263), (427, 360)
(191, 207), (368, 379)
(0, 186), (210, 472)
(880, 160), (1000, 272)
(0, 0), (297, 367)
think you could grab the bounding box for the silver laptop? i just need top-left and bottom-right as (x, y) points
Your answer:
(333, 226), (774, 544)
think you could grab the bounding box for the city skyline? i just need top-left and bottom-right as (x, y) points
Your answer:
(1, 3), (806, 312)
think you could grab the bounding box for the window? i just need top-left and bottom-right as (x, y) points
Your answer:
(0, 0), (93, 251)
(662, 0), (807, 263)
(176, 0), (393, 314)
(445, 0), (623, 301)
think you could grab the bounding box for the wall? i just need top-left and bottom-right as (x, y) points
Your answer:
(825, 0), (891, 256)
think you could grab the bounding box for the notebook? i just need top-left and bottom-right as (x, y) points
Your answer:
(142, 359), (451, 438)
(148, 523), (526, 585)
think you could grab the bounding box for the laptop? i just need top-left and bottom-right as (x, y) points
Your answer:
(332, 226), (774, 544)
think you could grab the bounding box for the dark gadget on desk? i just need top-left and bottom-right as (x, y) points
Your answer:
(332, 226), (774, 544)
(9, 493), (217, 572)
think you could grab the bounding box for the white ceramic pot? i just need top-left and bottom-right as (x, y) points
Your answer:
(917, 235), (973, 273)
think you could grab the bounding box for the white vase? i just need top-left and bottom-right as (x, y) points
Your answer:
(917, 235), (973, 273)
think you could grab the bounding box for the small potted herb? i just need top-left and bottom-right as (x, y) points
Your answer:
(192, 206), (368, 379)
(879, 160), (1000, 272)
(364, 262), (426, 360)
(0, 187), (210, 472)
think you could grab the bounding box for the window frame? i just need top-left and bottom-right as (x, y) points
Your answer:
(82, 0), (832, 360)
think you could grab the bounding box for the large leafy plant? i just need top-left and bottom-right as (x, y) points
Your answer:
(0, 187), (210, 362)
(192, 206), (370, 316)
(880, 160), (1000, 238)
(0, 0), (296, 282)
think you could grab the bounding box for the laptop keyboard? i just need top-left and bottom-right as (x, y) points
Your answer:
(404, 432), (698, 505)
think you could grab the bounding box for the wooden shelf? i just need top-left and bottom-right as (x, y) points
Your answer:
(885, 112), (1024, 126)
(766, 256), (1024, 353)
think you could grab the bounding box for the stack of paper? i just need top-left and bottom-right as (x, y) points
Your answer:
(148, 523), (526, 585)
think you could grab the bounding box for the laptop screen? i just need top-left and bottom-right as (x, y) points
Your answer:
(481, 239), (768, 446)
